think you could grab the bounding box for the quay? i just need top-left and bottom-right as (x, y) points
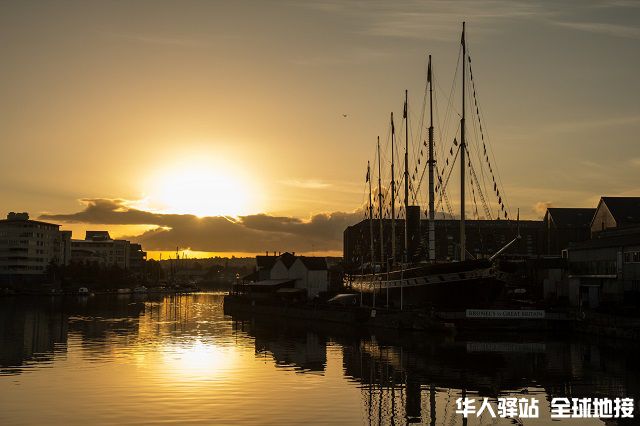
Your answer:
(223, 294), (577, 335)
(224, 290), (640, 340)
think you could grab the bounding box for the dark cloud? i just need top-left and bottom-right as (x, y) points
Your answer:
(40, 198), (362, 253)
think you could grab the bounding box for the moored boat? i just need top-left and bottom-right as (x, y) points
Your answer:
(348, 22), (519, 310)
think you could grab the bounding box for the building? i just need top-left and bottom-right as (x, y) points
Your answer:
(270, 252), (297, 280)
(129, 243), (147, 275)
(567, 227), (640, 309)
(0, 212), (64, 283)
(343, 218), (543, 270)
(69, 231), (146, 271)
(591, 197), (640, 235)
(288, 257), (329, 298)
(239, 252), (330, 299)
(543, 208), (595, 255)
(255, 252), (279, 281)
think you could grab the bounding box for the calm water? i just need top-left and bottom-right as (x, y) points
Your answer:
(1, 293), (639, 425)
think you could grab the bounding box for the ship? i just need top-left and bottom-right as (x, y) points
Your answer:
(347, 22), (520, 310)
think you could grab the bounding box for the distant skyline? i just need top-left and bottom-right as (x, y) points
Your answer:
(2, 0), (639, 257)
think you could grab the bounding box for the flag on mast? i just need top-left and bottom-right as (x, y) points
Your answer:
(366, 161), (370, 182)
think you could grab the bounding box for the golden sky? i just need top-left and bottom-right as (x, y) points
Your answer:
(1, 1), (639, 255)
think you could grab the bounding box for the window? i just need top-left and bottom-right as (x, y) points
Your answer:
(624, 251), (640, 263)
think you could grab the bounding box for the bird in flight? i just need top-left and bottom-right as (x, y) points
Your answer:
(342, 114), (348, 118)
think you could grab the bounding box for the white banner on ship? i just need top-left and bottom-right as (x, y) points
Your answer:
(465, 309), (546, 319)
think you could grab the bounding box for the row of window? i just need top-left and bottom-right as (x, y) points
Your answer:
(624, 251), (640, 263)
(570, 260), (617, 275)
(0, 240), (53, 246)
(0, 265), (45, 271)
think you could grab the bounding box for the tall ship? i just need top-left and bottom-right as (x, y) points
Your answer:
(347, 22), (520, 310)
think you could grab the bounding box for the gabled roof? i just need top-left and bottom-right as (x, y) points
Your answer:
(601, 197), (640, 227)
(546, 208), (595, 228)
(277, 252), (297, 268)
(297, 256), (328, 271)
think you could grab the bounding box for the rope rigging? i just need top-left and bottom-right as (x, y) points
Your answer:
(364, 40), (513, 231)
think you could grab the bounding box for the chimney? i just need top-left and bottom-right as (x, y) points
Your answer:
(265, 250), (268, 256)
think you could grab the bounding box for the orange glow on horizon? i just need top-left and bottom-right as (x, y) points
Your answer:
(145, 249), (342, 260)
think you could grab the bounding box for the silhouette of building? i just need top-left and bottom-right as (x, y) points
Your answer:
(129, 243), (147, 275)
(551, 197), (640, 308)
(591, 196), (640, 235)
(0, 212), (69, 284)
(240, 252), (329, 298)
(543, 208), (595, 255)
(70, 231), (139, 269)
(289, 257), (329, 298)
(567, 225), (640, 309)
(254, 252), (279, 280)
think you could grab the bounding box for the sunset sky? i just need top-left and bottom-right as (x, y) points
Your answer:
(1, 0), (639, 257)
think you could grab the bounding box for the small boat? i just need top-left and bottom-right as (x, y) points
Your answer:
(327, 293), (361, 306)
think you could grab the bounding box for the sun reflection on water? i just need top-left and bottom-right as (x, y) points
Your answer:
(161, 340), (236, 379)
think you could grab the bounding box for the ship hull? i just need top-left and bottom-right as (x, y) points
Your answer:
(348, 260), (504, 310)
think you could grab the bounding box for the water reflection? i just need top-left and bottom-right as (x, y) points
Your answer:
(1, 294), (639, 425)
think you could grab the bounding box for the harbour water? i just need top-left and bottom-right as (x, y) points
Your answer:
(1, 293), (638, 425)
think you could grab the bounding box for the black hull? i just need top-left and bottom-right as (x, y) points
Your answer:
(363, 277), (504, 310)
(349, 259), (504, 310)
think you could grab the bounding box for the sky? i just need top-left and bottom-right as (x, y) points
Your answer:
(1, 0), (639, 257)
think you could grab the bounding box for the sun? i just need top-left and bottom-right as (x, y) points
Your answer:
(145, 161), (257, 217)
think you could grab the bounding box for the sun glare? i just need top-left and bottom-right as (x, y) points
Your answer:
(146, 162), (257, 217)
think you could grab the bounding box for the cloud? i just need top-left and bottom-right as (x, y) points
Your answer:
(297, 0), (545, 41)
(533, 201), (552, 216)
(552, 21), (640, 39)
(544, 114), (640, 133)
(40, 198), (362, 253)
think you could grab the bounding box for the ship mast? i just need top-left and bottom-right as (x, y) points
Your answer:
(377, 137), (384, 269)
(460, 22), (467, 261)
(390, 113), (396, 264)
(367, 160), (375, 273)
(403, 90), (409, 264)
(427, 55), (436, 262)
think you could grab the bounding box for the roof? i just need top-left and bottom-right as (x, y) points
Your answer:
(601, 197), (640, 227)
(245, 279), (295, 287)
(276, 288), (306, 294)
(277, 252), (297, 268)
(256, 255), (278, 270)
(546, 208), (595, 228)
(297, 256), (328, 271)
(0, 218), (60, 228)
(242, 270), (259, 282)
(569, 227), (640, 250)
(86, 230), (112, 241)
